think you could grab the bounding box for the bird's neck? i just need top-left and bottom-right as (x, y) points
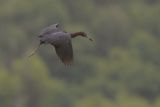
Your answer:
(70, 32), (86, 38)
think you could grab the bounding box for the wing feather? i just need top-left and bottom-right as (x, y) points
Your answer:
(51, 40), (73, 65)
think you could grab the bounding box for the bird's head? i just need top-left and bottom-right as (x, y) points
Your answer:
(70, 32), (93, 41)
(80, 32), (94, 42)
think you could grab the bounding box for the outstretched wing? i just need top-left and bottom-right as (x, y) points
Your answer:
(51, 40), (73, 65)
(39, 24), (63, 37)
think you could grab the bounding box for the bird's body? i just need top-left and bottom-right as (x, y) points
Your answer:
(40, 32), (71, 45)
(34, 23), (93, 65)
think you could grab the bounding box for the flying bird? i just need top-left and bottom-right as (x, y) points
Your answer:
(29, 23), (93, 65)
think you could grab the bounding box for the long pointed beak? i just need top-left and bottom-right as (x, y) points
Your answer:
(88, 37), (94, 42)
(86, 36), (94, 42)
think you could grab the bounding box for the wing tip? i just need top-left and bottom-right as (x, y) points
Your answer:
(62, 59), (73, 66)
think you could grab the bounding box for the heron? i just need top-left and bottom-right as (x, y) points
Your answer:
(29, 23), (93, 65)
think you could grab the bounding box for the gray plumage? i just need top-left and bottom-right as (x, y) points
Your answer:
(37, 23), (93, 65)
(39, 23), (63, 38)
(51, 33), (73, 64)
(39, 28), (73, 64)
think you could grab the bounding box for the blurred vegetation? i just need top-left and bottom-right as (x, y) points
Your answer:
(0, 0), (160, 107)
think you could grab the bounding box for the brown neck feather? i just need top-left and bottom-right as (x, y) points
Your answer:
(70, 32), (86, 38)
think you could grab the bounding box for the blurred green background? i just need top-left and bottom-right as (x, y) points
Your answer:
(0, 0), (160, 107)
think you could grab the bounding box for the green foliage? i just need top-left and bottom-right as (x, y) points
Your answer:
(0, 0), (160, 107)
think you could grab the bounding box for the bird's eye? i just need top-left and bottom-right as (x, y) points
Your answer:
(56, 23), (59, 28)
